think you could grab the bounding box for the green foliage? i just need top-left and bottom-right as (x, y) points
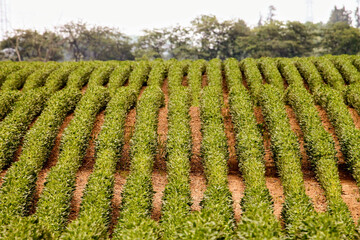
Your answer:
(206, 58), (223, 104)
(87, 63), (115, 89)
(1, 62), (39, 90)
(113, 86), (164, 240)
(224, 58), (282, 239)
(277, 58), (304, 86)
(294, 57), (324, 92)
(44, 62), (79, 93)
(0, 89), (81, 224)
(258, 57), (284, 93)
(0, 62), (21, 87)
(108, 63), (132, 96)
(0, 88), (48, 169)
(331, 55), (360, 85)
(66, 62), (95, 90)
(22, 62), (60, 91)
(36, 87), (109, 236)
(147, 59), (167, 87)
(286, 83), (355, 237)
(314, 86), (360, 186)
(127, 61), (151, 95)
(312, 56), (346, 92)
(240, 58), (263, 105)
(0, 90), (21, 121)
(61, 88), (136, 239)
(160, 85), (192, 239)
(187, 59), (206, 106)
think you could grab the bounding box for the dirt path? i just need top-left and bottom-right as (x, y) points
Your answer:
(285, 106), (327, 213)
(222, 77), (245, 222)
(316, 105), (360, 222)
(68, 110), (105, 222)
(189, 106), (206, 211)
(151, 78), (169, 221)
(30, 113), (74, 214)
(348, 107), (360, 130)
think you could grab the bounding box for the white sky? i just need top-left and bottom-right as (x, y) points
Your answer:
(5, 0), (360, 36)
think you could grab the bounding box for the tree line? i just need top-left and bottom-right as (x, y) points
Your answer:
(1, 5), (360, 61)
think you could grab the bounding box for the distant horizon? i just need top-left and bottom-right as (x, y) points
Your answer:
(3, 0), (360, 36)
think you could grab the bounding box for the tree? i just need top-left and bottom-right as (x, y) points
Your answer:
(355, 7), (360, 28)
(328, 6), (352, 25)
(133, 29), (167, 60)
(322, 22), (360, 55)
(267, 5), (276, 22)
(0, 29), (64, 61)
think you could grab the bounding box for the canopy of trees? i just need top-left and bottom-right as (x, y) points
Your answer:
(1, 5), (360, 61)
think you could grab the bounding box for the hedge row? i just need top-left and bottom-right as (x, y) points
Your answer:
(0, 90), (21, 121)
(35, 87), (109, 236)
(66, 63), (95, 90)
(224, 58), (282, 239)
(167, 60), (188, 93)
(147, 60), (167, 88)
(0, 88), (48, 169)
(87, 63), (115, 89)
(108, 63), (132, 95)
(277, 58), (304, 86)
(22, 62), (60, 91)
(160, 62), (192, 239)
(314, 86), (360, 187)
(286, 83), (355, 238)
(113, 86), (164, 239)
(180, 84), (234, 239)
(0, 89), (81, 226)
(239, 58), (263, 105)
(127, 61), (151, 95)
(260, 84), (318, 238)
(206, 58), (223, 100)
(294, 57), (324, 92)
(0, 62), (21, 87)
(44, 62), (79, 93)
(61, 88), (137, 239)
(312, 56), (345, 92)
(346, 83), (360, 113)
(188, 59), (206, 106)
(1, 63), (40, 91)
(258, 57), (285, 92)
(331, 55), (360, 85)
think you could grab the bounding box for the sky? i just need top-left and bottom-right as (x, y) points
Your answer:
(4, 0), (360, 36)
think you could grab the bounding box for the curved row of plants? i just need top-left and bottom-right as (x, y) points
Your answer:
(181, 60), (234, 239)
(312, 56), (345, 92)
(257, 57), (284, 93)
(0, 62), (21, 87)
(44, 62), (79, 93)
(35, 86), (109, 237)
(331, 55), (360, 85)
(61, 88), (137, 239)
(225, 58), (282, 239)
(112, 86), (164, 239)
(1, 63), (40, 91)
(160, 60), (191, 239)
(187, 59), (206, 106)
(279, 59), (355, 237)
(0, 89), (81, 229)
(239, 58), (263, 105)
(0, 88), (49, 169)
(22, 62), (60, 91)
(65, 63), (96, 90)
(0, 90), (21, 121)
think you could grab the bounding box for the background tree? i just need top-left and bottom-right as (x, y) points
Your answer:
(328, 6), (352, 25)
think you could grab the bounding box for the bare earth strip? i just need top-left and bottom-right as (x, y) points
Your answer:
(151, 78), (169, 221)
(316, 105), (360, 223)
(222, 77), (245, 222)
(285, 105), (327, 213)
(254, 106), (285, 221)
(348, 106), (360, 130)
(30, 113), (74, 214)
(189, 106), (206, 212)
(68, 110), (105, 222)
